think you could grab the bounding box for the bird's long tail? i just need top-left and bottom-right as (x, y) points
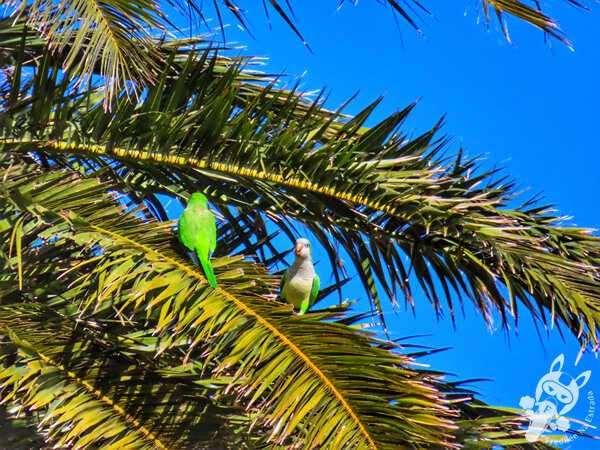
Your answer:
(199, 256), (218, 288)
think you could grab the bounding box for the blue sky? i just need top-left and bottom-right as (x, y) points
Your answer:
(174, 2), (600, 447)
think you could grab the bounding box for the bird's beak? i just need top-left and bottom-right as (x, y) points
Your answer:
(295, 243), (303, 255)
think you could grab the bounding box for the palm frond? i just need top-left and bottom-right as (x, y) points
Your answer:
(0, 2), (596, 448)
(0, 314), (168, 449)
(479, 0), (580, 48)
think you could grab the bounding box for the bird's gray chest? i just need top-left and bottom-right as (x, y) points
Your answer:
(283, 264), (314, 304)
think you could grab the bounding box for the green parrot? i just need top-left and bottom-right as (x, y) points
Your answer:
(178, 193), (218, 288)
(280, 238), (320, 314)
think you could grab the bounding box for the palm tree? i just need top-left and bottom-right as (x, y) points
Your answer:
(0, 1), (598, 448)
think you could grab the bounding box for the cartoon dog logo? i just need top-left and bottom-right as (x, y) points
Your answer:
(519, 354), (591, 442)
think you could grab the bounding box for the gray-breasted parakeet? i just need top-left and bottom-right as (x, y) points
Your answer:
(178, 193), (218, 288)
(280, 238), (319, 314)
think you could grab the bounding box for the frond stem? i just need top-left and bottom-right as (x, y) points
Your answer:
(3, 140), (399, 217)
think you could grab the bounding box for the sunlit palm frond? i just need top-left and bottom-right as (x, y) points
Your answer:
(0, 149), (568, 448)
(0, 313), (169, 449)
(0, 1), (596, 448)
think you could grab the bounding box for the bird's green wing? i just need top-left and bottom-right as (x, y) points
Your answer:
(201, 208), (217, 254)
(195, 208), (216, 255)
(195, 208), (218, 288)
(178, 208), (197, 252)
(280, 269), (288, 301)
(300, 274), (319, 314)
(309, 274), (319, 306)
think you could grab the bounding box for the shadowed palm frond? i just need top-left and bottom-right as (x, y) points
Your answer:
(0, 403), (45, 449)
